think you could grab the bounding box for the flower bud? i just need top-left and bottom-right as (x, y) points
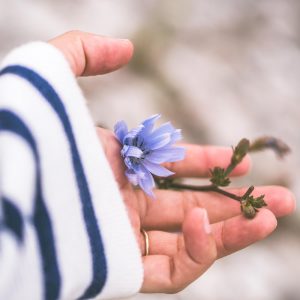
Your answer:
(241, 201), (257, 219)
(231, 138), (250, 165)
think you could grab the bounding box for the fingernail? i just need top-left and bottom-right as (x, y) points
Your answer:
(201, 209), (211, 234)
(94, 35), (131, 44)
(118, 38), (130, 42)
(115, 38), (132, 46)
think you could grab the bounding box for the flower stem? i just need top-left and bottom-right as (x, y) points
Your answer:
(224, 163), (235, 177)
(166, 182), (242, 202)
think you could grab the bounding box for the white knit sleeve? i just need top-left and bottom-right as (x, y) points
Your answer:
(0, 42), (143, 300)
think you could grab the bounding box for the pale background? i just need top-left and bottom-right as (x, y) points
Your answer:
(1, 1), (299, 299)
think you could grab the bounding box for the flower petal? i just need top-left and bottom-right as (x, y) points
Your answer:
(149, 122), (175, 139)
(138, 172), (155, 198)
(131, 163), (146, 179)
(142, 114), (161, 129)
(125, 169), (139, 186)
(142, 160), (174, 177)
(147, 133), (171, 150)
(170, 129), (182, 144)
(122, 145), (143, 158)
(163, 129), (182, 148)
(146, 147), (186, 163)
(114, 120), (128, 143)
(140, 114), (161, 137)
(124, 124), (144, 145)
(124, 157), (133, 169)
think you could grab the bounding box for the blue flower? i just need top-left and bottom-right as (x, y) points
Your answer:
(114, 114), (185, 197)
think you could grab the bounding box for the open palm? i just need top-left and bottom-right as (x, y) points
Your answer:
(97, 126), (295, 293)
(50, 31), (296, 294)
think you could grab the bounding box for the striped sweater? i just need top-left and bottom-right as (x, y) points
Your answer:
(0, 42), (143, 300)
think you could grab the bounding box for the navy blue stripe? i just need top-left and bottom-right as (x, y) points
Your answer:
(0, 65), (107, 299)
(0, 110), (61, 300)
(2, 196), (24, 243)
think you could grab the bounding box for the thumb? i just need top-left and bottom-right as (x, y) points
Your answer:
(183, 208), (217, 265)
(165, 208), (217, 292)
(48, 30), (134, 77)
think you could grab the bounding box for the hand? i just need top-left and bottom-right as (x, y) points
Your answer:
(50, 31), (296, 294)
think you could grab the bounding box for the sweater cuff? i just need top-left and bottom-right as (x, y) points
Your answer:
(0, 42), (143, 299)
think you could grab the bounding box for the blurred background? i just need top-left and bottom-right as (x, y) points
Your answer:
(1, 0), (299, 299)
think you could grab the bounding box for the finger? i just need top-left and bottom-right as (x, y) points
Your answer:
(49, 30), (133, 76)
(212, 208), (277, 258)
(141, 230), (180, 257)
(139, 186), (295, 230)
(164, 144), (251, 178)
(141, 208), (216, 293)
(140, 208), (277, 260)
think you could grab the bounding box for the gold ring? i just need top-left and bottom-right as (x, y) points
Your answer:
(141, 229), (149, 256)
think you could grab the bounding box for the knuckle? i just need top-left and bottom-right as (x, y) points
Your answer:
(182, 190), (202, 214)
(218, 221), (229, 257)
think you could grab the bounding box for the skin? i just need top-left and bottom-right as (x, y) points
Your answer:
(49, 31), (296, 294)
